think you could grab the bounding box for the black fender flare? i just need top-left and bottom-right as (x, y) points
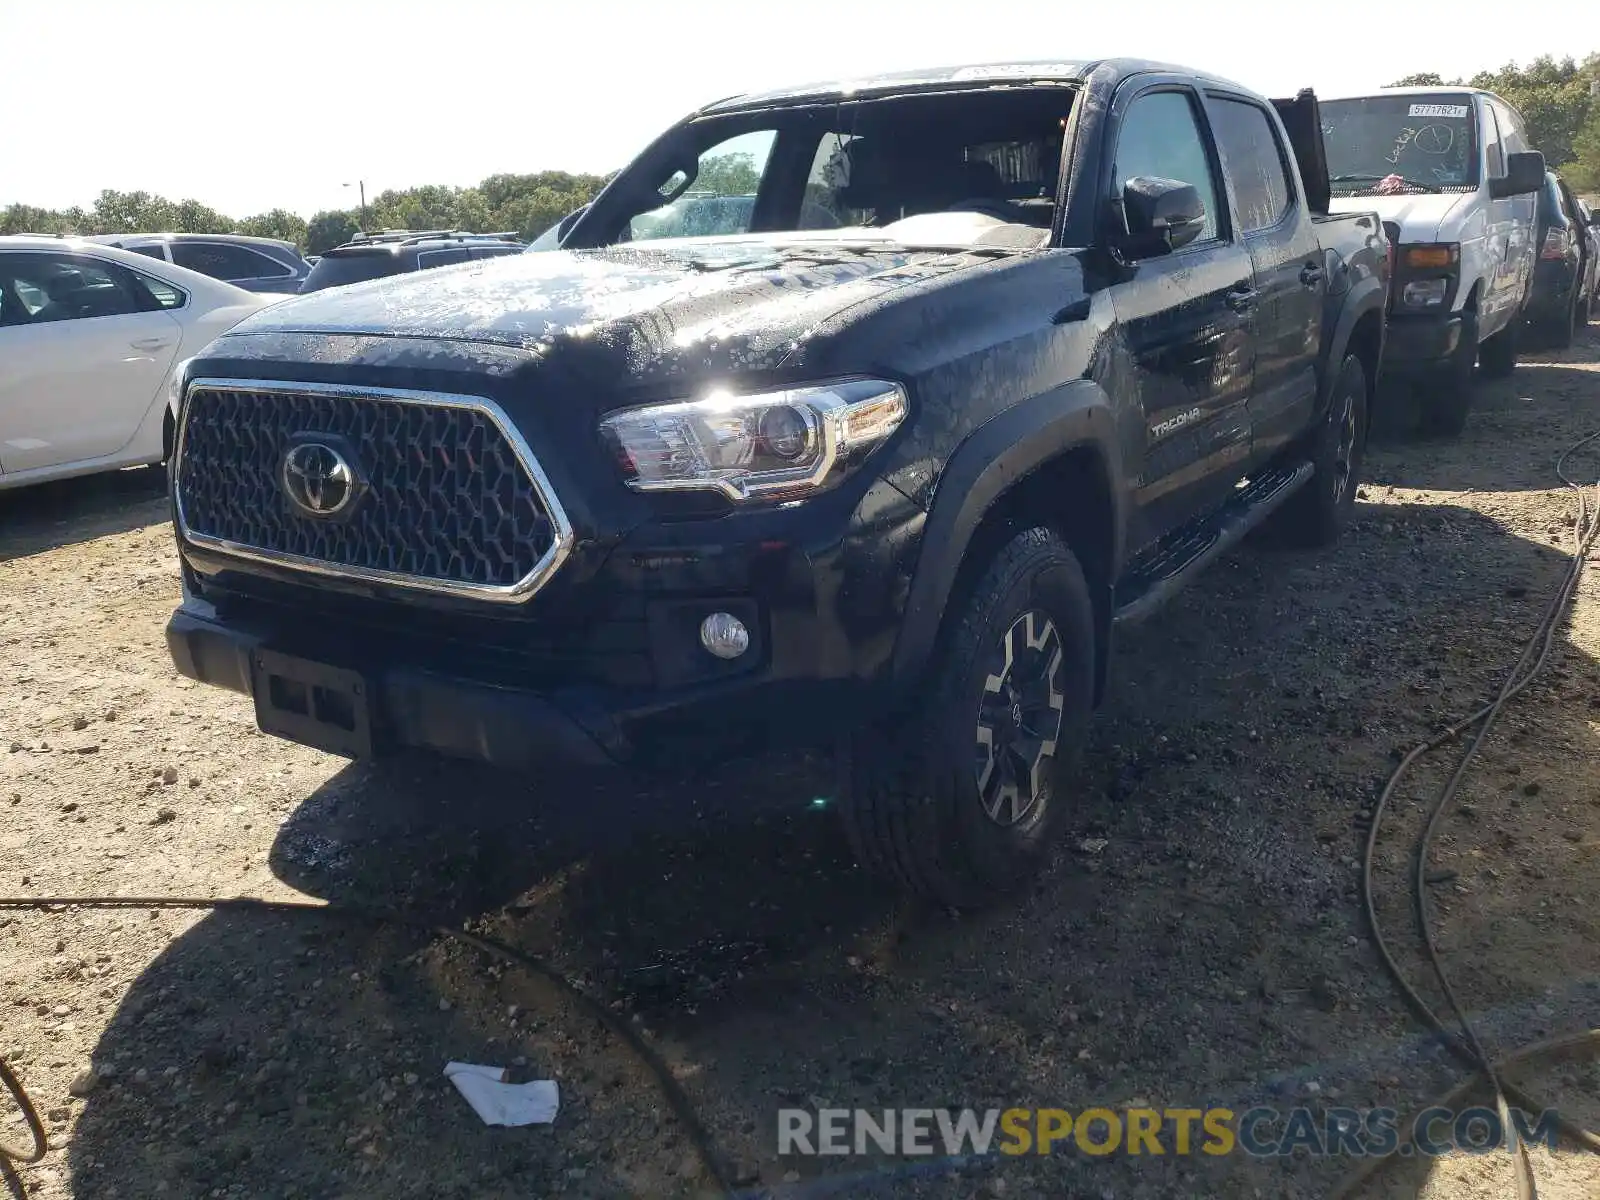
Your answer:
(889, 378), (1125, 689)
(1322, 275), (1388, 410)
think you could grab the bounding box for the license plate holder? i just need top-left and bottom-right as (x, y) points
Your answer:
(250, 648), (374, 758)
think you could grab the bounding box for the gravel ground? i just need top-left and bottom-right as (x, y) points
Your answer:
(4, 320), (1600, 1200)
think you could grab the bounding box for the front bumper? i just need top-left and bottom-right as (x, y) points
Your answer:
(167, 598), (871, 771)
(1381, 310), (1464, 374)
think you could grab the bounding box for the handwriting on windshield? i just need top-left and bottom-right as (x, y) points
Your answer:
(1386, 128), (1417, 165)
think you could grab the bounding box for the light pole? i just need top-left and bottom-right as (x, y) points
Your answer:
(342, 181), (368, 229)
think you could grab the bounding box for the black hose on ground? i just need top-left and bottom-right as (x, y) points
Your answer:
(0, 895), (734, 1196)
(1332, 428), (1600, 1199)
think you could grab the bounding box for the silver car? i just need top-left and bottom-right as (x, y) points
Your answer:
(85, 232), (310, 293)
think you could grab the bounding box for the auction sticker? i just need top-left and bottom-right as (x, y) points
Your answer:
(1409, 104), (1469, 118)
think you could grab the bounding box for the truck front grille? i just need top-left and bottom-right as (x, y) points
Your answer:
(173, 380), (572, 603)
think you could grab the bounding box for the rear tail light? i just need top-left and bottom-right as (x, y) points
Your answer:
(1541, 228), (1572, 260)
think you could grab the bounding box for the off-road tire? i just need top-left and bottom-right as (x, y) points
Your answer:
(1418, 309), (1477, 438)
(1266, 352), (1368, 548)
(1478, 318), (1520, 379)
(841, 528), (1095, 909)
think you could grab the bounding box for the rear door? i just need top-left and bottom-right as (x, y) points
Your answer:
(1207, 91), (1325, 461)
(0, 251), (181, 472)
(1104, 84), (1256, 537)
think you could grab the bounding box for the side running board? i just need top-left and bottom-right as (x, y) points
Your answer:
(1113, 461), (1314, 627)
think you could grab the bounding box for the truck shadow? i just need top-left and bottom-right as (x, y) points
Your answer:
(0, 467), (168, 562)
(62, 496), (1600, 1199)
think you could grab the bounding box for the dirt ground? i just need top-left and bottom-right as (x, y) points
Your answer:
(4, 321), (1600, 1200)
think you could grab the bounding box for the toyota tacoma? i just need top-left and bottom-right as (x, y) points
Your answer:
(165, 59), (1390, 906)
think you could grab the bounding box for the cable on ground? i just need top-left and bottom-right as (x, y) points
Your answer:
(1331, 427), (1600, 1199)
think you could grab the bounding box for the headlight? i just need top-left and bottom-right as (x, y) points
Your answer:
(1401, 279), (1449, 308)
(599, 379), (908, 502)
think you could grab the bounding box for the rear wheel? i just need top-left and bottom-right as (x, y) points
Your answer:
(1418, 310), (1476, 438)
(841, 528), (1095, 909)
(1267, 352), (1367, 547)
(1541, 288), (1579, 350)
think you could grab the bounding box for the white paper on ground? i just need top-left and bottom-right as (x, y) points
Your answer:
(443, 1061), (560, 1127)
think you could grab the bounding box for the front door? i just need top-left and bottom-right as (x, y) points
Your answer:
(1106, 86), (1255, 541)
(0, 251), (180, 473)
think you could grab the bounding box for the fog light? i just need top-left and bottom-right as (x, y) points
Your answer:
(699, 611), (750, 660)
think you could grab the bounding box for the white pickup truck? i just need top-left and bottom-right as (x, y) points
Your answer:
(1321, 87), (1546, 434)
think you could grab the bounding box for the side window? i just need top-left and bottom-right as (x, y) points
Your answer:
(1112, 90), (1221, 242)
(127, 244), (169, 261)
(468, 244), (522, 260)
(629, 130), (777, 241)
(171, 241), (292, 280)
(1207, 97), (1294, 234)
(127, 267), (186, 310)
(1481, 103), (1505, 178)
(415, 248), (471, 269)
(0, 253), (145, 324)
(1495, 101), (1531, 155)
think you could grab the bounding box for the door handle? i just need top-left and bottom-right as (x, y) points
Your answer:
(130, 337), (172, 351)
(1299, 263), (1325, 286)
(1225, 287), (1258, 312)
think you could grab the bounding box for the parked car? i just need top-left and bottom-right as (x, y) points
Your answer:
(164, 58), (1389, 906)
(1578, 197), (1600, 324)
(1524, 171), (1597, 347)
(0, 236), (278, 490)
(1321, 87), (1546, 433)
(297, 231), (525, 293)
(86, 232), (311, 294)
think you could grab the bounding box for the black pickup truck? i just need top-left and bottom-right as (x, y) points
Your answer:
(165, 59), (1390, 906)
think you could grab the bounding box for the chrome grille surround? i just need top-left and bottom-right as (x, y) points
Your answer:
(172, 378), (574, 604)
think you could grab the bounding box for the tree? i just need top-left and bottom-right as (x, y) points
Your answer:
(693, 153), (762, 196)
(237, 209), (310, 246)
(305, 210), (361, 254)
(1388, 73), (1446, 87)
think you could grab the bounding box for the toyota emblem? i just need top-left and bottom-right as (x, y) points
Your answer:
(282, 441), (358, 517)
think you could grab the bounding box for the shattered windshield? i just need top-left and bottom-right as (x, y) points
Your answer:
(613, 88), (1073, 248)
(1321, 94), (1479, 195)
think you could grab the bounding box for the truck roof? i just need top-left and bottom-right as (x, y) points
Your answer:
(700, 58), (1259, 114)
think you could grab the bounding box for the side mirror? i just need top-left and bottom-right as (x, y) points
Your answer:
(1490, 151), (1547, 199)
(1119, 176), (1207, 258)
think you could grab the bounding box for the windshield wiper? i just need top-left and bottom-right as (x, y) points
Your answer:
(1329, 172), (1442, 194)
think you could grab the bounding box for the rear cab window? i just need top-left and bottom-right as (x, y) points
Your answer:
(1321, 93), (1480, 195)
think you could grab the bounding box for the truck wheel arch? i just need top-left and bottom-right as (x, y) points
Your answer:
(889, 380), (1124, 704)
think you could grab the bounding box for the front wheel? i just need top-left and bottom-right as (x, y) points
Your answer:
(841, 528), (1095, 909)
(1418, 310), (1477, 438)
(1478, 318), (1520, 379)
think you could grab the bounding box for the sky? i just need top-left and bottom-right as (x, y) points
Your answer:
(2, 0), (1594, 220)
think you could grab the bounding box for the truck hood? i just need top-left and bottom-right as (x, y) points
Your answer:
(1327, 191), (1472, 243)
(225, 234), (1016, 380)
